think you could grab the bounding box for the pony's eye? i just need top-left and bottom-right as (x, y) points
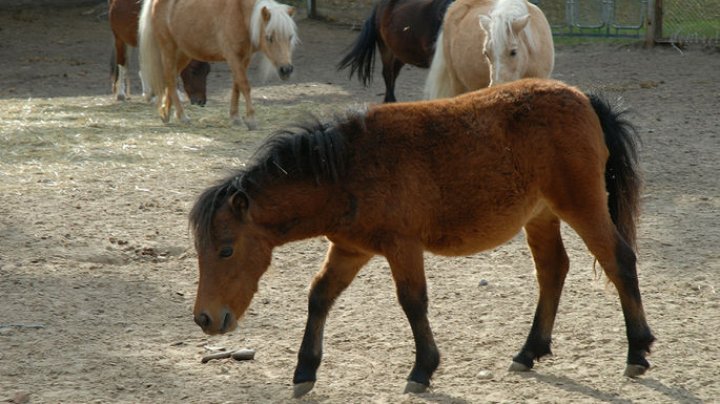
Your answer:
(219, 247), (234, 258)
(266, 35), (273, 43)
(510, 49), (517, 57)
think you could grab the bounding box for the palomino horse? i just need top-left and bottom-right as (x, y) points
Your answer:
(108, 0), (210, 104)
(138, 0), (298, 129)
(190, 79), (654, 396)
(337, 0), (455, 102)
(424, 0), (553, 99)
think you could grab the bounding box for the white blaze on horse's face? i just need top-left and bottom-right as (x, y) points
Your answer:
(258, 5), (298, 81)
(480, 14), (531, 87)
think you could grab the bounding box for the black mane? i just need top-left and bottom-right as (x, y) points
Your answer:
(189, 112), (365, 248)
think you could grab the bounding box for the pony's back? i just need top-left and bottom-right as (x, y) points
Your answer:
(347, 79), (602, 253)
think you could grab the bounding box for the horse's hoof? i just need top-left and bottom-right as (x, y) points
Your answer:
(403, 381), (428, 394)
(624, 364), (648, 378)
(244, 118), (258, 131)
(292, 381), (315, 398)
(180, 115), (191, 124)
(509, 361), (532, 372)
(116, 93), (126, 102)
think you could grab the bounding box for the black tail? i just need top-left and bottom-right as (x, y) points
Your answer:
(588, 93), (642, 250)
(336, 7), (378, 86)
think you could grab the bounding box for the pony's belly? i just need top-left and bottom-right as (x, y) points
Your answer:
(425, 224), (524, 257)
(424, 201), (545, 257)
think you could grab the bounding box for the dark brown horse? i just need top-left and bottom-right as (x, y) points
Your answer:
(189, 79), (655, 397)
(108, 0), (210, 104)
(337, 0), (455, 102)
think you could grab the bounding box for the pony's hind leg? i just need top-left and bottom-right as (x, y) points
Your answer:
(512, 208), (569, 371)
(385, 239), (440, 393)
(557, 201), (654, 376)
(159, 53), (188, 123)
(226, 55), (255, 130)
(292, 243), (372, 398)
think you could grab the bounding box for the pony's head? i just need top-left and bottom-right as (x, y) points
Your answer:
(479, 0), (534, 86)
(251, 0), (299, 81)
(180, 60), (210, 106)
(189, 117), (353, 335)
(189, 177), (273, 335)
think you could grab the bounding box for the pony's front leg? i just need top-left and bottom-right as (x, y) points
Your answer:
(293, 243), (372, 398)
(139, 70), (152, 102)
(386, 240), (440, 393)
(112, 40), (130, 101)
(378, 43), (403, 103)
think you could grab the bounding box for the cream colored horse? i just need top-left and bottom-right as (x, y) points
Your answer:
(424, 0), (554, 99)
(138, 0), (298, 129)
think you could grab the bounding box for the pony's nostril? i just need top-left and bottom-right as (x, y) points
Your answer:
(219, 310), (232, 333)
(195, 312), (211, 329)
(280, 65), (293, 76)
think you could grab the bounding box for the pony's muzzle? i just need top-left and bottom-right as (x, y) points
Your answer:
(190, 96), (206, 107)
(278, 64), (294, 80)
(194, 308), (236, 335)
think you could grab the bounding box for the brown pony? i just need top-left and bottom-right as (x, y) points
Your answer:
(108, 0), (210, 104)
(337, 0), (455, 102)
(138, 0), (298, 129)
(189, 79), (654, 397)
(424, 0), (554, 98)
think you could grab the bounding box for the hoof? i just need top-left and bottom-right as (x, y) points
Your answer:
(624, 364), (648, 378)
(293, 381), (315, 398)
(244, 118), (258, 131)
(116, 93), (126, 102)
(509, 361), (532, 372)
(403, 381), (428, 394)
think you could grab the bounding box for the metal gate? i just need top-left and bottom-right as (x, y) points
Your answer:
(532, 0), (647, 37)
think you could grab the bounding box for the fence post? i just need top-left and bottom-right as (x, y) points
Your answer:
(307, 0), (317, 19)
(644, 0), (663, 46)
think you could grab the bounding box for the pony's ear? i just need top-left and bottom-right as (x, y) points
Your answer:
(229, 191), (249, 214)
(511, 14), (530, 33)
(479, 15), (492, 32)
(261, 6), (271, 22)
(286, 6), (296, 17)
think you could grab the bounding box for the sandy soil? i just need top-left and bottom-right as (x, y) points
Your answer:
(1, 5), (719, 404)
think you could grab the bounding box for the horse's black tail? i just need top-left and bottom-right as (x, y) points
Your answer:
(336, 6), (378, 86)
(588, 93), (642, 250)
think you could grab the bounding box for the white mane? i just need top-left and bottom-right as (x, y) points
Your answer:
(250, 0), (299, 48)
(488, 0), (536, 51)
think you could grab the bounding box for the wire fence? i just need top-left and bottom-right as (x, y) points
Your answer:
(533, 0), (720, 43)
(307, 0), (720, 44)
(658, 0), (720, 43)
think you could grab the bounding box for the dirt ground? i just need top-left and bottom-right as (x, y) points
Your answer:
(1, 5), (719, 404)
